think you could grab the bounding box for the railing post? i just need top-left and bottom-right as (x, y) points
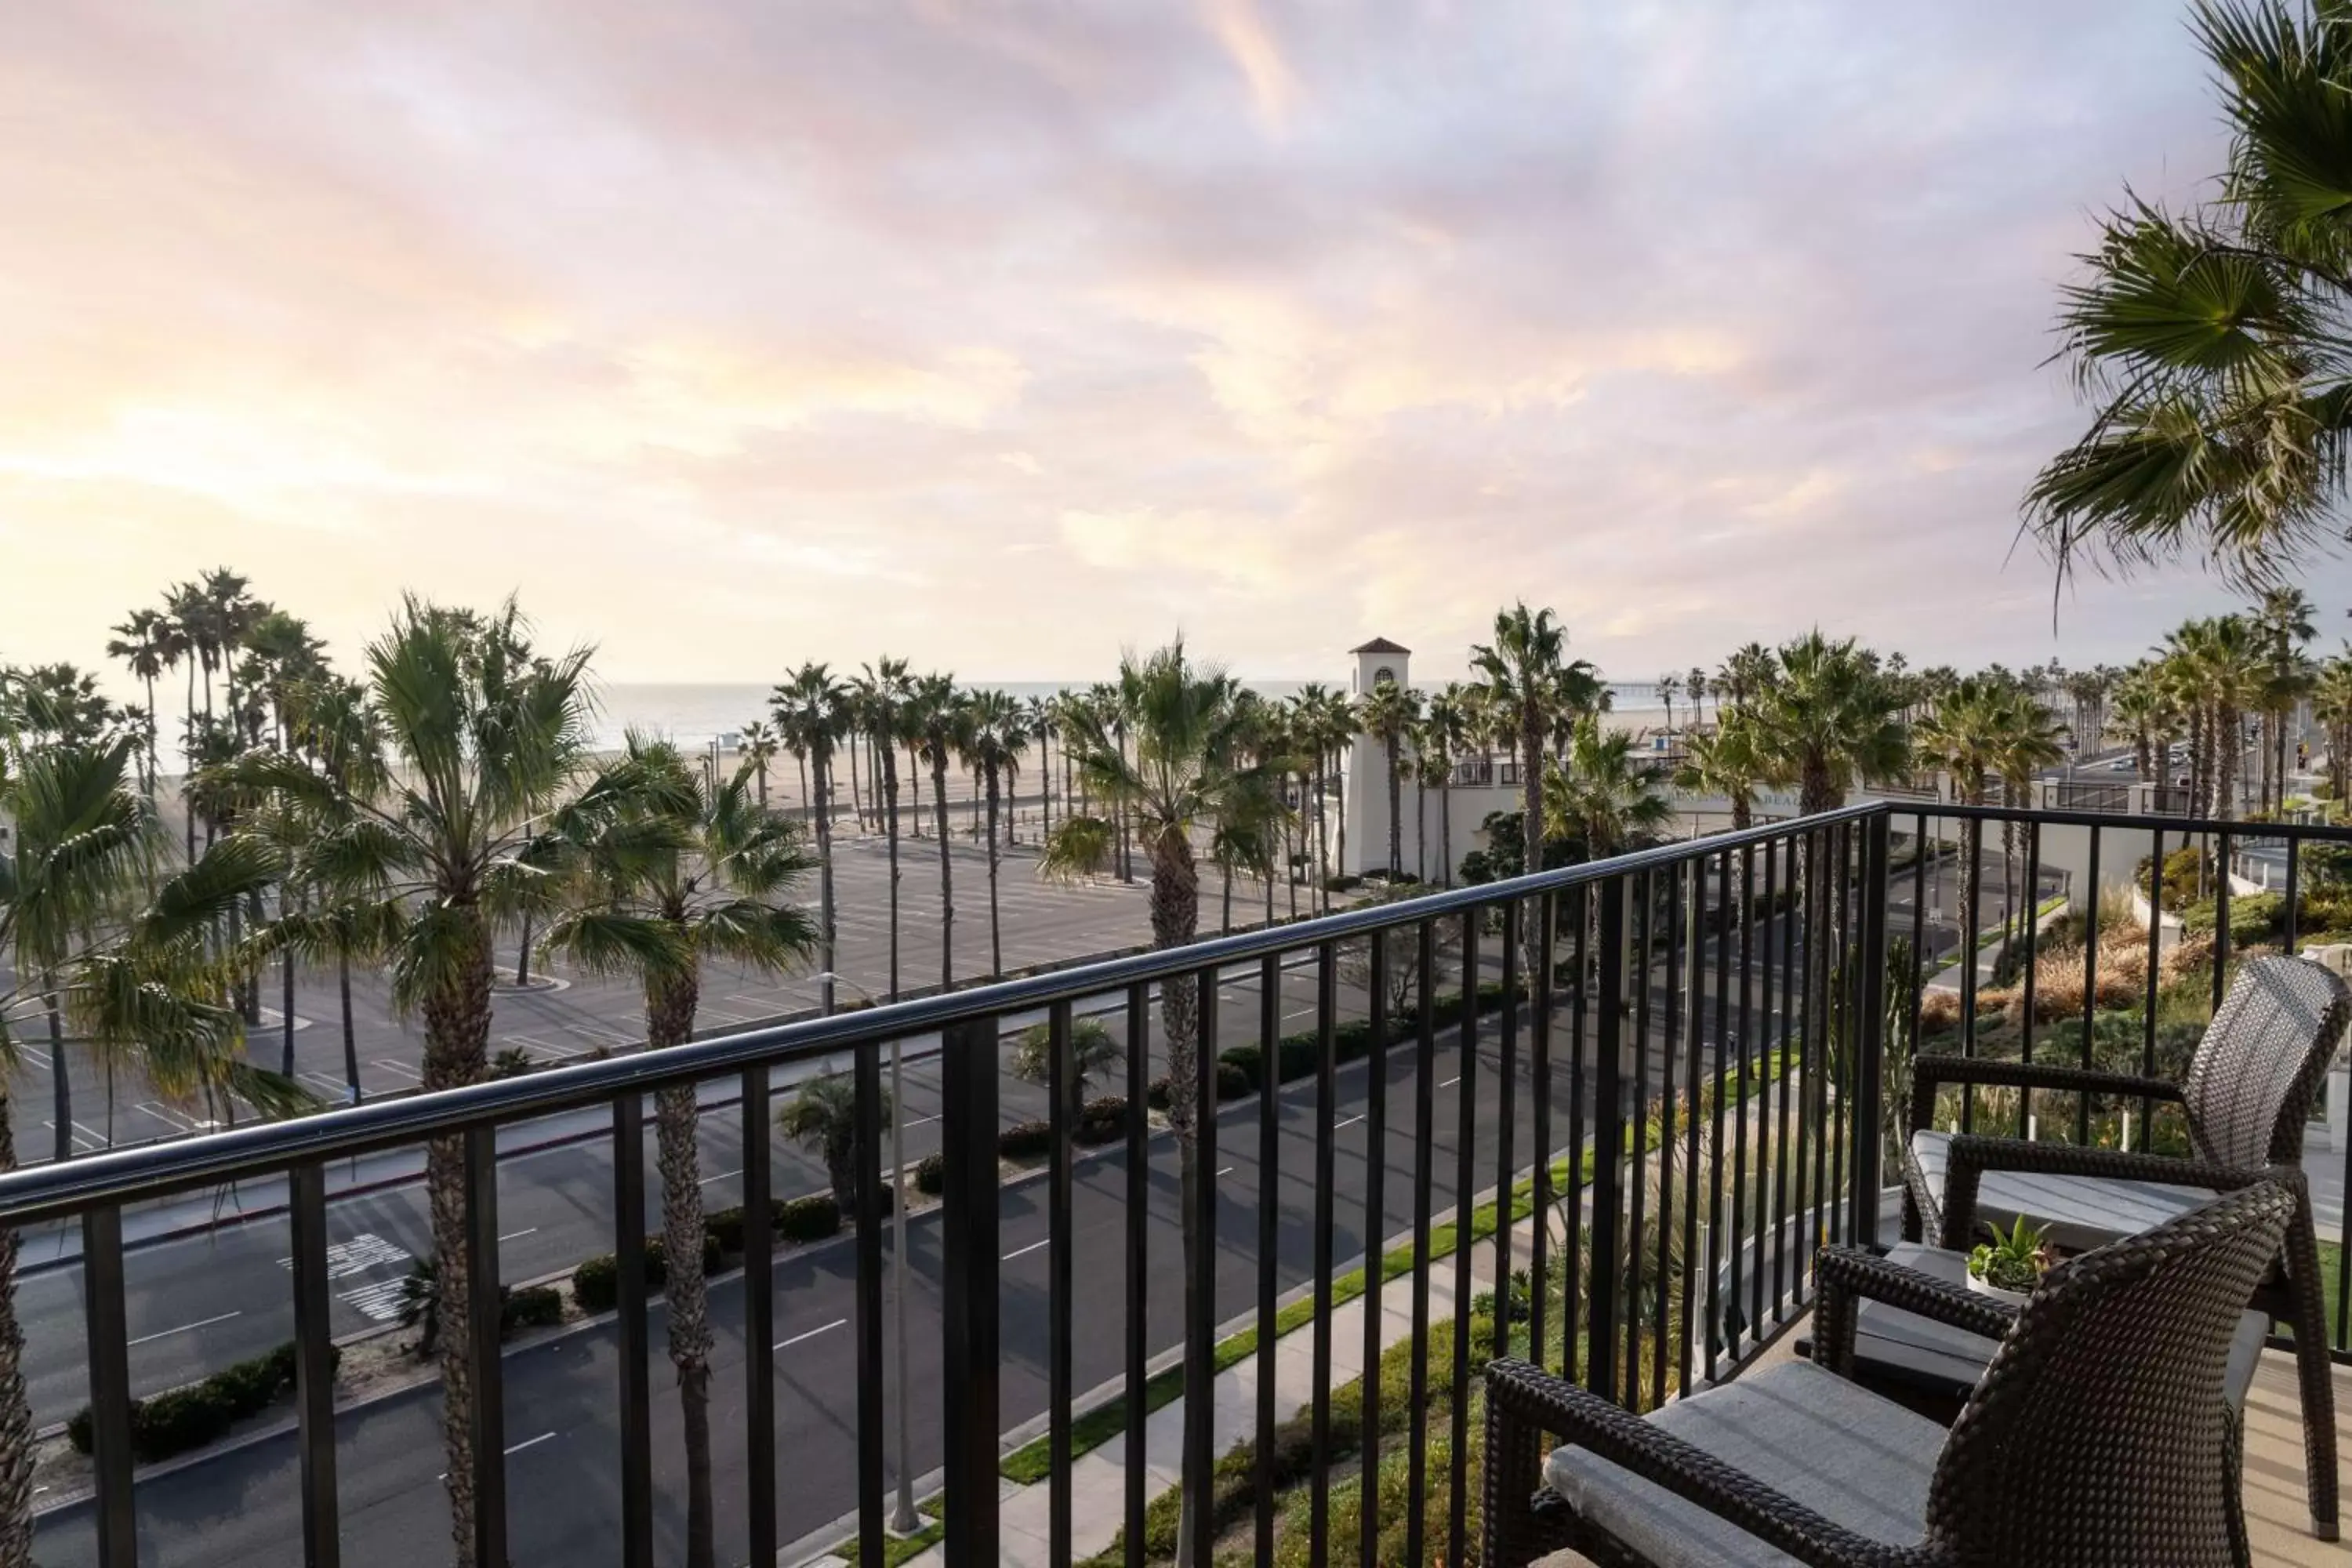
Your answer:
(1584, 874), (1628, 1400)
(289, 1163), (341, 1568)
(1851, 812), (1889, 1248)
(464, 1126), (506, 1568)
(82, 1204), (136, 1568)
(940, 1016), (1001, 1568)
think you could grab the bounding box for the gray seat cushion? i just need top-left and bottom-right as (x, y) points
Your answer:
(1910, 1128), (2210, 1252)
(1544, 1361), (1941, 1568)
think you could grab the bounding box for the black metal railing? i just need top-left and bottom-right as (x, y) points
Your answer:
(6, 807), (1904, 1568)
(1896, 799), (2352, 1354)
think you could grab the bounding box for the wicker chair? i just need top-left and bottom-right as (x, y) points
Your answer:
(1900, 952), (2347, 1540)
(1482, 1178), (2297, 1568)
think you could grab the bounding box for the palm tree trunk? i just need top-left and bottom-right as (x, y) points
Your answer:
(340, 952), (361, 1105)
(1331, 750), (1346, 884)
(907, 745), (923, 840)
(932, 753), (954, 990)
(797, 752), (810, 822)
(515, 910), (534, 986)
(1440, 780), (1453, 887)
(44, 992), (71, 1165)
(181, 662), (198, 863)
(421, 918), (495, 1566)
(281, 892), (299, 1077)
(884, 743), (902, 1000)
(648, 971), (715, 1568)
(0, 1083), (31, 1568)
(1144, 843), (1209, 1566)
(1385, 739), (1403, 877)
(985, 764), (1003, 977)
(1220, 858), (1232, 934)
(848, 728), (867, 833)
(817, 751), (839, 1014)
(1414, 773), (1426, 882)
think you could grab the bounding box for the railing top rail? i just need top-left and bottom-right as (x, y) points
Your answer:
(1923, 799), (2352, 843)
(0, 801), (1889, 1226)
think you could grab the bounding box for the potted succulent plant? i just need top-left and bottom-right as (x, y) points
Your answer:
(1967, 1214), (2052, 1305)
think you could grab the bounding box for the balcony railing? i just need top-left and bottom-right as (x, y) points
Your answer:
(9, 797), (2349, 1567)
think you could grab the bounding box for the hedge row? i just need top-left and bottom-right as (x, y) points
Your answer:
(995, 1096), (1134, 1163)
(69, 1340), (343, 1464)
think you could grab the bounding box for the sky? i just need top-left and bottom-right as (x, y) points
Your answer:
(9, 1), (2350, 695)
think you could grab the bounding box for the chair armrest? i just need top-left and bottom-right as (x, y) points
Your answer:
(1936, 1137), (2264, 1250)
(1907, 1055), (2182, 1131)
(1482, 1359), (1917, 1568)
(1811, 1246), (2016, 1377)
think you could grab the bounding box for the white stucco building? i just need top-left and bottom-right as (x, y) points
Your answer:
(1340, 636), (1524, 881)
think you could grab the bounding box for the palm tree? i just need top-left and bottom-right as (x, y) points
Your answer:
(774, 662), (851, 1013)
(1356, 677), (1421, 878)
(1686, 664), (1709, 731)
(1288, 683), (1345, 909)
(1657, 672), (1679, 739)
(541, 737), (817, 1568)
(1746, 630), (1908, 815)
(2256, 586), (2319, 811)
(1915, 677), (2011, 953)
(1991, 687), (2067, 940)
(201, 596), (592, 1563)
(912, 674), (964, 988)
(105, 609), (169, 803)
(1475, 604), (1600, 972)
(1039, 641), (1281, 1561)
(2028, 2), (2352, 585)
(960, 689), (1027, 975)
(2317, 651), (2352, 806)
(1673, 715), (1768, 830)
(858, 661), (918, 999)
(1421, 685), (1471, 886)
(0, 738), (308, 1567)
(1027, 695), (1056, 843)
(779, 1071), (887, 1214)
(1544, 715), (1674, 858)
(2107, 666), (2163, 779)
(736, 720), (782, 810)
(1011, 1016), (1120, 1100)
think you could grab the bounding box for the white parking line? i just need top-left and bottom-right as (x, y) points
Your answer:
(371, 1058), (423, 1082)
(775, 1317), (848, 1349)
(1333, 1114), (1366, 1132)
(696, 1168), (742, 1187)
(505, 1432), (557, 1457)
(1000, 1238), (1048, 1261)
(563, 1022), (633, 1044)
(18, 1047), (49, 1073)
(1438, 1075), (1461, 1088)
(127, 1310), (240, 1348)
(696, 1007), (750, 1025)
(497, 1228), (538, 1243)
(1216, 1166), (1236, 1178)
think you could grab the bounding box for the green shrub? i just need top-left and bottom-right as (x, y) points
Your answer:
(70, 1340), (340, 1464)
(572, 1253), (621, 1313)
(1145, 1074), (1171, 1111)
(487, 1047), (535, 1080)
(1218, 1044), (1265, 1091)
(1324, 873), (1363, 893)
(2179, 890), (2282, 943)
(915, 1151), (947, 1195)
(777, 1192), (841, 1242)
(2139, 844), (2212, 912)
(504, 1285), (565, 1332)
(1076, 1094), (1128, 1145)
(999, 1119), (1053, 1160)
(706, 1205), (748, 1256)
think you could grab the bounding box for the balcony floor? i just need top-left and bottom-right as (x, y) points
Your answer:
(1538, 1330), (2352, 1566)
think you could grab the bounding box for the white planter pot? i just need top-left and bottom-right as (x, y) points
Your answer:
(1966, 1271), (2034, 1307)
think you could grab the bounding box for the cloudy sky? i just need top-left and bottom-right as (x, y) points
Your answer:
(8, 1), (2347, 692)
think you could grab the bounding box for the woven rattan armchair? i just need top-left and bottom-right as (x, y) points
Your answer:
(1483, 1179), (2296, 1568)
(1900, 952), (2348, 1539)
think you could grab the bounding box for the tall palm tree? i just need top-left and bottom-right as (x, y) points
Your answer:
(204, 597), (592, 1563)
(2107, 666), (2163, 779)
(1039, 641), (1281, 1562)
(912, 674), (964, 989)
(105, 609), (169, 803)
(736, 720), (782, 810)
(1544, 714), (1673, 858)
(1421, 684), (1471, 886)
(198, 568), (263, 729)
(1916, 677), (2011, 953)
(2317, 650), (2352, 806)
(1686, 664), (1709, 731)
(1027, 694), (1056, 843)
(0, 737), (308, 1568)
(2029, 1), (2352, 585)
(1475, 604), (1600, 971)
(2256, 586), (2319, 811)
(960, 689), (1026, 976)
(1356, 677), (1422, 878)
(1657, 672), (1679, 738)
(279, 673), (381, 1103)
(1991, 686), (2067, 939)
(1747, 630), (1909, 815)
(774, 662), (851, 1013)
(542, 738), (817, 1568)
(1289, 682), (1347, 907)
(858, 660), (917, 997)
(1674, 714), (1768, 830)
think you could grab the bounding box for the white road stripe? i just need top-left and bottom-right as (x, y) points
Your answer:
(1000, 1238), (1048, 1261)
(1333, 1114), (1366, 1132)
(1438, 1075), (1461, 1088)
(371, 1058), (423, 1082)
(497, 1228), (538, 1243)
(1216, 1166), (1236, 1178)
(127, 1310), (240, 1347)
(504, 1432), (557, 1456)
(775, 1317), (848, 1349)
(696, 1168), (742, 1187)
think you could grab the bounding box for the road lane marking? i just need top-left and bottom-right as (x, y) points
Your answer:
(1333, 1114), (1366, 1132)
(370, 1058), (423, 1082)
(280, 1232), (408, 1281)
(127, 1310), (240, 1347)
(563, 1022), (633, 1044)
(1216, 1166), (1236, 1178)
(1000, 1238), (1048, 1261)
(775, 1317), (848, 1349)
(497, 1228), (538, 1243)
(902, 1113), (940, 1127)
(696, 1168), (741, 1187)
(339, 1279), (412, 1323)
(1438, 1075), (1461, 1088)
(505, 1432), (557, 1456)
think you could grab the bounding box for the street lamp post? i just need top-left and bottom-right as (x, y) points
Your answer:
(820, 972), (920, 1535)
